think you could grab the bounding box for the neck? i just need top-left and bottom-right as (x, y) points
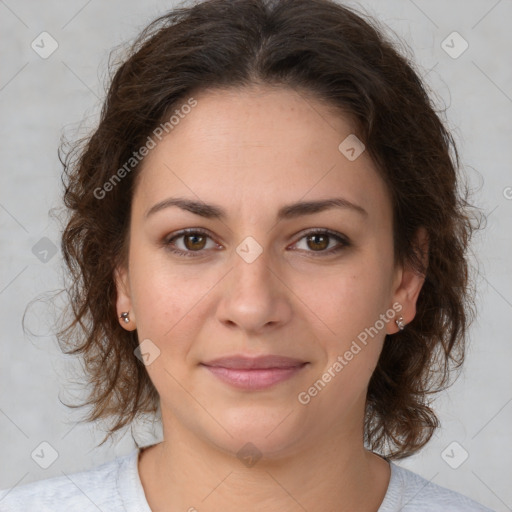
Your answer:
(138, 413), (390, 512)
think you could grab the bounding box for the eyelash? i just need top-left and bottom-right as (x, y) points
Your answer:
(163, 228), (350, 258)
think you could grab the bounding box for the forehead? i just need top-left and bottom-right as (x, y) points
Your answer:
(132, 86), (391, 224)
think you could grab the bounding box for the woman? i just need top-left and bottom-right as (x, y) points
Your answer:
(0, 0), (493, 510)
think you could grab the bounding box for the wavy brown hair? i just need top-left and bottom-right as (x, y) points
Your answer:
(55, 0), (479, 458)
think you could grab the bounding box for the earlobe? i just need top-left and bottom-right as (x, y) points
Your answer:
(388, 227), (429, 334)
(114, 266), (136, 331)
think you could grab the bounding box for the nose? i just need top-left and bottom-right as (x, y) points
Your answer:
(215, 246), (293, 335)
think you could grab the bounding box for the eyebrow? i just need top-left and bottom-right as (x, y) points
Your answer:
(145, 196), (368, 221)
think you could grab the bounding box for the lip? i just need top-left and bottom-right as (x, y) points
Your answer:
(201, 355), (308, 391)
(203, 355), (306, 369)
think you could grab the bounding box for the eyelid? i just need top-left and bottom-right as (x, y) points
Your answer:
(292, 227), (350, 245)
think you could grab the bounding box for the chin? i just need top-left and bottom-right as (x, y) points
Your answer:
(208, 406), (308, 461)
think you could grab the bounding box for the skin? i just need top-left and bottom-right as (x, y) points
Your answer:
(115, 85), (427, 512)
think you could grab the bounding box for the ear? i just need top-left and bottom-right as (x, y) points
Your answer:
(114, 265), (136, 331)
(387, 227), (429, 334)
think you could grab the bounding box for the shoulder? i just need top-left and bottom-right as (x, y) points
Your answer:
(379, 462), (495, 512)
(0, 449), (136, 512)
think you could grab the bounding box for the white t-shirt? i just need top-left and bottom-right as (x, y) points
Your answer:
(0, 447), (494, 511)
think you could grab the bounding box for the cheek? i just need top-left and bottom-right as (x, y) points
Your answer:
(298, 266), (390, 413)
(128, 245), (216, 355)
(128, 246), (186, 338)
(296, 255), (393, 403)
(298, 257), (392, 341)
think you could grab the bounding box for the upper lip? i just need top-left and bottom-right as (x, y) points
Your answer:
(201, 355), (307, 369)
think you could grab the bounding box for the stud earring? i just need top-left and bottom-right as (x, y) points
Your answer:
(120, 312), (130, 324)
(395, 316), (405, 331)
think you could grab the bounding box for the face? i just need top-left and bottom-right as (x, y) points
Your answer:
(115, 85), (424, 458)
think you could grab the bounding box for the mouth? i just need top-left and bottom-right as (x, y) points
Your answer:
(200, 355), (309, 391)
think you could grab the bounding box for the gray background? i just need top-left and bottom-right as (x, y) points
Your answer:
(1, 0), (511, 510)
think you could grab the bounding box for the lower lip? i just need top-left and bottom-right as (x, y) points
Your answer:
(202, 364), (307, 391)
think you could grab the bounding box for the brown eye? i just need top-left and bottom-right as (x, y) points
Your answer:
(293, 229), (350, 257)
(164, 228), (217, 257)
(306, 233), (330, 251)
(183, 233), (207, 251)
